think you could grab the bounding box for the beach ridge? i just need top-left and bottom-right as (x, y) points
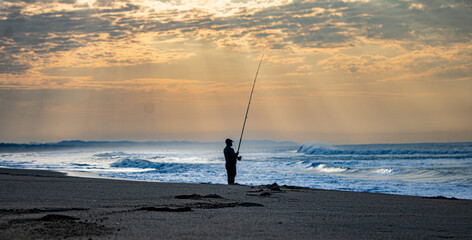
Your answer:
(1, 168), (471, 239)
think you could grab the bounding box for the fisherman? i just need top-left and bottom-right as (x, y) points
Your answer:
(223, 138), (241, 185)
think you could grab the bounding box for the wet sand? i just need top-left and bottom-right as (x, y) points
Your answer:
(0, 168), (471, 239)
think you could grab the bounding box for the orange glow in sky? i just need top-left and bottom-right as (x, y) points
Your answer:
(1, 0), (471, 144)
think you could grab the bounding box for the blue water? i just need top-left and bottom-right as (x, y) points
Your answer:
(1, 141), (471, 199)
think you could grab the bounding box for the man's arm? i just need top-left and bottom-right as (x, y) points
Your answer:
(235, 151), (242, 161)
(229, 148), (241, 161)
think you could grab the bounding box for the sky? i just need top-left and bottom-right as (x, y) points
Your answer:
(1, 0), (471, 144)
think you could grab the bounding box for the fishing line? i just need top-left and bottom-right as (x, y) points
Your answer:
(237, 54), (264, 154)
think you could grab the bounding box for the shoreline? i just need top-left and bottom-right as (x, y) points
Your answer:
(58, 168), (472, 201)
(3, 166), (470, 200)
(1, 141), (470, 201)
(60, 169), (470, 201)
(1, 168), (471, 239)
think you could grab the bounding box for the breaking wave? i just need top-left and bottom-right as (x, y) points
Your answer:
(110, 158), (159, 169)
(309, 163), (347, 173)
(297, 142), (472, 156)
(109, 158), (198, 174)
(297, 143), (338, 155)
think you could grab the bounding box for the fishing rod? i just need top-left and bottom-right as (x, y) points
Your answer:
(237, 54), (264, 155)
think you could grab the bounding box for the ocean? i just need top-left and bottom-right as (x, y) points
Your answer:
(1, 141), (471, 199)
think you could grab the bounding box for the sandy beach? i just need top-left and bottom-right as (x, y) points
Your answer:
(0, 168), (471, 239)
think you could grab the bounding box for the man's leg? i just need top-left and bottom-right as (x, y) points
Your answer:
(228, 174), (234, 185)
(226, 165), (236, 185)
(231, 166), (236, 184)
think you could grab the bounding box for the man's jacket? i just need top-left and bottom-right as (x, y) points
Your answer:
(224, 146), (238, 166)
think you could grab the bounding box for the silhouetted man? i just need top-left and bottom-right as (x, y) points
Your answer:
(223, 138), (241, 185)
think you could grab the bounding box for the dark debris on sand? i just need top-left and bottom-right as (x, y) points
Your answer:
(236, 202), (264, 207)
(259, 192), (272, 197)
(250, 183), (283, 192)
(175, 194), (224, 200)
(184, 201), (264, 209)
(138, 200), (265, 210)
(136, 207), (192, 212)
(184, 202), (237, 209)
(170, 192), (265, 209)
(247, 183), (291, 197)
(282, 185), (310, 190)
(265, 183), (282, 191)
(39, 214), (79, 221)
(422, 196), (459, 200)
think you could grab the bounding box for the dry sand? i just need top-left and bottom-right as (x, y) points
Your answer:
(0, 168), (471, 239)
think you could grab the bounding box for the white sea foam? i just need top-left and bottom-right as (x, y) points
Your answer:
(372, 168), (393, 174)
(310, 164), (347, 173)
(93, 152), (134, 159)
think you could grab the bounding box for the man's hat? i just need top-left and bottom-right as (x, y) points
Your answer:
(225, 138), (233, 144)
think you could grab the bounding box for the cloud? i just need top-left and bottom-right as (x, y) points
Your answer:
(318, 39), (472, 82)
(0, 0), (471, 83)
(409, 3), (424, 10)
(0, 42), (31, 74)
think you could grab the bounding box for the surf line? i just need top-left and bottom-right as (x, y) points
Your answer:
(237, 55), (264, 155)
